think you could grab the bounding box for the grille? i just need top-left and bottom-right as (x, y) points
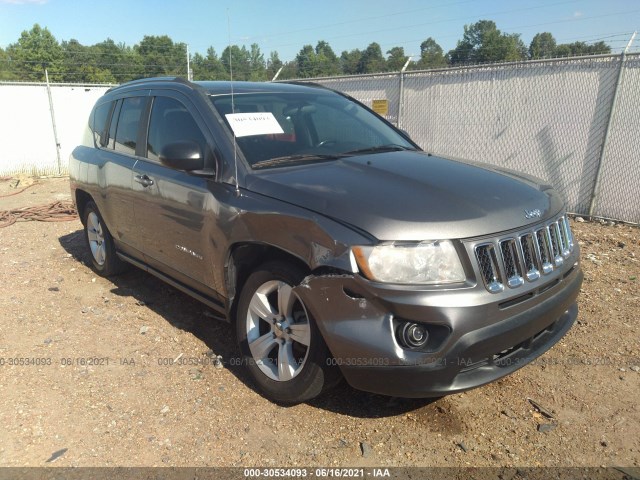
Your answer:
(475, 216), (575, 293)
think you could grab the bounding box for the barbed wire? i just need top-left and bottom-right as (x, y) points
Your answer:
(554, 32), (636, 43)
(4, 50), (638, 84)
(0, 59), (191, 68)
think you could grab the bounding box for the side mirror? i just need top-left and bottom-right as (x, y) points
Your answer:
(159, 141), (204, 171)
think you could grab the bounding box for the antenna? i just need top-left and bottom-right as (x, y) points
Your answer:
(227, 9), (240, 195)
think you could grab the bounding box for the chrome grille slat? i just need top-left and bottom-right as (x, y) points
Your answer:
(548, 223), (564, 267)
(475, 244), (504, 293)
(519, 234), (540, 281)
(475, 215), (575, 293)
(537, 228), (554, 275)
(555, 221), (566, 256)
(559, 216), (572, 256)
(500, 239), (524, 288)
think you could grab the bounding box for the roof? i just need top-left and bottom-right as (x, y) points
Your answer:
(197, 80), (326, 95)
(106, 77), (329, 96)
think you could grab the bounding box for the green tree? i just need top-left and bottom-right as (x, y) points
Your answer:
(61, 39), (85, 81)
(136, 35), (187, 77)
(529, 32), (556, 59)
(248, 43), (267, 81)
(340, 49), (362, 75)
(6, 24), (63, 81)
(295, 44), (319, 78)
(448, 20), (527, 64)
(414, 37), (447, 69)
(498, 33), (527, 61)
(277, 61), (298, 80)
(221, 45), (251, 80)
(315, 40), (341, 76)
(358, 42), (386, 73)
(295, 42), (341, 78)
(386, 46), (408, 71)
(589, 41), (611, 55)
(191, 52), (206, 79)
(60, 39), (115, 83)
(0, 46), (11, 80)
(555, 40), (611, 57)
(267, 51), (283, 80)
(192, 47), (226, 80)
(590, 41), (611, 55)
(91, 39), (142, 82)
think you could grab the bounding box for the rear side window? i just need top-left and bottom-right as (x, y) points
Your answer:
(92, 102), (111, 147)
(114, 97), (145, 155)
(147, 96), (207, 162)
(107, 100), (122, 149)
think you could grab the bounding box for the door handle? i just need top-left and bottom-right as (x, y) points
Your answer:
(134, 174), (154, 187)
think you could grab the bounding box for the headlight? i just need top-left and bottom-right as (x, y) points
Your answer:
(352, 241), (465, 284)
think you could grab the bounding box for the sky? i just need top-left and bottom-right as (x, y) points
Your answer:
(0, 0), (639, 61)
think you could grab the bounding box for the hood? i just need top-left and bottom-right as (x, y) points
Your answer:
(245, 151), (564, 241)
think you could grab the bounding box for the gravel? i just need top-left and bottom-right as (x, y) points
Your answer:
(0, 177), (638, 468)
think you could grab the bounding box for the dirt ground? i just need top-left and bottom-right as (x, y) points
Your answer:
(0, 176), (638, 469)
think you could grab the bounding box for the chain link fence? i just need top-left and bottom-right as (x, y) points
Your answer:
(301, 54), (640, 224)
(591, 54), (640, 222)
(1, 56), (638, 223)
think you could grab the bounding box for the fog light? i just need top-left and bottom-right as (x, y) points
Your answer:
(400, 322), (429, 349)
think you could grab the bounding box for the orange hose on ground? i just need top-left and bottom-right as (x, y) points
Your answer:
(0, 201), (78, 228)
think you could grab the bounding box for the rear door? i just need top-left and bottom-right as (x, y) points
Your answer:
(92, 94), (148, 258)
(131, 91), (216, 291)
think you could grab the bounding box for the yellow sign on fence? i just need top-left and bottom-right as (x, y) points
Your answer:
(372, 99), (389, 115)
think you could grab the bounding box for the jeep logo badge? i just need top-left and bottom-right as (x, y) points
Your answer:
(524, 208), (542, 219)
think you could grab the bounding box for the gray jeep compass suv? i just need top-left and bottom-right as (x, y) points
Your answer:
(69, 77), (582, 404)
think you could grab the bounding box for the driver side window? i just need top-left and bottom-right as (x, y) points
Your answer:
(147, 97), (207, 163)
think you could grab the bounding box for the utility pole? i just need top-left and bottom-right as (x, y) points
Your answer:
(186, 44), (193, 81)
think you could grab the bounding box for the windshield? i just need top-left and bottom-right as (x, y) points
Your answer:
(209, 90), (417, 168)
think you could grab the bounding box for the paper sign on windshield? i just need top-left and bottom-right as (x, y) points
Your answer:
(225, 112), (284, 138)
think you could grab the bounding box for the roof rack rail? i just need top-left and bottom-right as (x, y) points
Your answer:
(106, 76), (194, 93)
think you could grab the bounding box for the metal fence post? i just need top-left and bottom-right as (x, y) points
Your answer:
(44, 68), (63, 176)
(397, 56), (413, 129)
(397, 70), (404, 128)
(588, 32), (636, 217)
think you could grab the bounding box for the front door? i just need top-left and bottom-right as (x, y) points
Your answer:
(131, 93), (215, 291)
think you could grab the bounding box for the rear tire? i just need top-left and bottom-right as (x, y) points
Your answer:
(82, 201), (127, 277)
(236, 261), (338, 404)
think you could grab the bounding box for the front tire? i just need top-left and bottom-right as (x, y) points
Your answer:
(236, 261), (337, 404)
(83, 201), (127, 276)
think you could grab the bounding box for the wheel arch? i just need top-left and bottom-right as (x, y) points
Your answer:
(74, 189), (94, 225)
(225, 242), (311, 323)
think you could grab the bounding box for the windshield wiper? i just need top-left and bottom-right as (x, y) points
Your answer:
(343, 144), (417, 155)
(252, 153), (345, 169)
(251, 144), (416, 168)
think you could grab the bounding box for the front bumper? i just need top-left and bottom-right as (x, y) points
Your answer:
(294, 258), (582, 398)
